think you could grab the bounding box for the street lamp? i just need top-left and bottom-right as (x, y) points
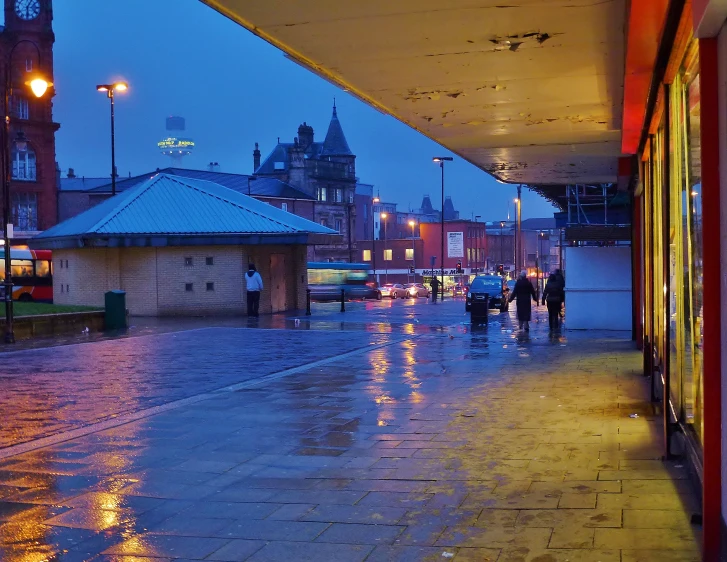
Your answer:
(381, 212), (388, 283)
(408, 219), (416, 282)
(538, 231), (546, 298)
(514, 188), (522, 272)
(474, 215), (481, 274)
(499, 221), (505, 274)
(96, 82), (128, 196)
(433, 156), (453, 300)
(372, 196), (380, 282)
(3, 40), (53, 344)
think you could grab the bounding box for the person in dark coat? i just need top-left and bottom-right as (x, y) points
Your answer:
(542, 273), (565, 331)
(430, 276), (440, 303)
(508, 270), (537, 331)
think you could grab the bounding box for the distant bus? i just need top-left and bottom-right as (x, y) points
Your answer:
(0, 248), (53, 302)
(307, 262), (380, 301)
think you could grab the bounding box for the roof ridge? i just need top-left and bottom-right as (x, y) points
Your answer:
(85, 175), (163, 233)
(174, 175), (301, 230)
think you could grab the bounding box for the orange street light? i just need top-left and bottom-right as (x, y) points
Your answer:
(96, 81), (129, 195)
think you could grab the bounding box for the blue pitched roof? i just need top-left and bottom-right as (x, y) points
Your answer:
(74, 168), (314, 200)
(32, 174), (338, 249)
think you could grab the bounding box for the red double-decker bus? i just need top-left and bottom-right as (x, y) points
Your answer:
(0, 248), (53, 302)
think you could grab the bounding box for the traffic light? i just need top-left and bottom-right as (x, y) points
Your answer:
(456, 260), (462, 274)
(497, 264), (504, 275)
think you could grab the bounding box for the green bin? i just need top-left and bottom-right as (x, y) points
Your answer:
(104, 290), (127, 330)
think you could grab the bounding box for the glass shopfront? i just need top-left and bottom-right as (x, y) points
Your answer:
(643, 37), (704, 445)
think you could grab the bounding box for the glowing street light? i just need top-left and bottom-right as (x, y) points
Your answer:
(433, 156), (453, 300)
(96, 82), (128, 196)
(372, 196), (380, 281)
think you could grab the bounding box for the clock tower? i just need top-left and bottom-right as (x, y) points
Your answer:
(1, 0), (59, 236)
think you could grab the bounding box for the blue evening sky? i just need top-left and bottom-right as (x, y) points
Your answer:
(49, 1), (557, 221)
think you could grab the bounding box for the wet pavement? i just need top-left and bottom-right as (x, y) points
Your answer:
(0, 299), (702, 560)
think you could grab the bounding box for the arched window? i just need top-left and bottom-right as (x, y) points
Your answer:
(12, 141), (36, 181)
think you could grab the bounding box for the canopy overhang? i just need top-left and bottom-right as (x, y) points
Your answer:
(202, 0), (627, 185)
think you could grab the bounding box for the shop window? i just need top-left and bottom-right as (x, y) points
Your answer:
(384, 249), (392, 261)
(363, 249), (371, 261)
(405, 248), (414, 260)
(11, 192), (37, 230)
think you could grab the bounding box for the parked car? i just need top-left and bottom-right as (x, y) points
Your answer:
(379, 283), (407, 299)
(466, 275), (507, 313)
(404, 283), (431, 298)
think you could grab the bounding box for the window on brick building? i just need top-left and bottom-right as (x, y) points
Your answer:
(11, 97), (28, 120)
(320, 219), (328, 228)
(405, 248), (414, 260)
(316, 187), (327, 202)
(281, 203), (288, 212)
(11, 142), (36, 181)
(206, 282), (214, 291)
(335, 219), (342, 232)
(384, 249), (393, 261)
(206, 257), (213, 266)
(332, 188), (343, 203)
(11, 192), (37, 230)
(184, 257), (193, 266)
(363, 249), (371, 261)
(185, 283), (193, 292)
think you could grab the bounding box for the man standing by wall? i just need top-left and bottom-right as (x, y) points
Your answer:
(245, 263), (264, 317)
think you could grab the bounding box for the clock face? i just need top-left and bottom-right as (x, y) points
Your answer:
(15, 0), (41, 20)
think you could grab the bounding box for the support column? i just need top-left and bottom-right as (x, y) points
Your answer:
(699, 36), (722, 561)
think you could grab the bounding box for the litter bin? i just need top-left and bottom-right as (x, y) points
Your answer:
(104, 290), (127, 330)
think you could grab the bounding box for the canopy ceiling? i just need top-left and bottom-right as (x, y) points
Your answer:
(202, 0), (626, 185)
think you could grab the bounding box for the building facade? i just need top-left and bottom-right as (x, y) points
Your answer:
(1, 0), (59, 237)
(420, 220), (486, 273)
(254, 104), (357, 262)
(358, 238), (424, 285)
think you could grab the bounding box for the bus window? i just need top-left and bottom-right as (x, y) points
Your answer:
(0, 259), (3, 281)
(11, 259), (33, 277)
(36, 260), (51, 277)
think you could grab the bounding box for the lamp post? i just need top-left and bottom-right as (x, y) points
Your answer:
(96, 82), (128, 196)
(474, 215), (481, 274)
(514, 184), (522, 272)
(381, 212), (388, 283)
(409, 219), (416, 282)
(539, 231), (546, 298)
(3, 40), (52, 344)
(372, 196), (379, 282)
(433, 156), (453, 300)
(500, 221), (505, 274)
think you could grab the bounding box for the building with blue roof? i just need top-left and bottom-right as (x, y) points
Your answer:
(31, 174), (340, 316)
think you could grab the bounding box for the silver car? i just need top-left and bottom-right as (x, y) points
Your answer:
(404, 283), (431, 298)
(379, 283), (407, 299)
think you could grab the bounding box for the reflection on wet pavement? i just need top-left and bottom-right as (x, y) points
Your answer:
(0, 300), (701, 560)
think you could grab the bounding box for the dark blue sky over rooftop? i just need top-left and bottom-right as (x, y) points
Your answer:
(49, 0), (557, 221)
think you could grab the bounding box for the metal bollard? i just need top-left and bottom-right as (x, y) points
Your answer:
(340, 289), (346, 312)
(306, 289), (311, 316)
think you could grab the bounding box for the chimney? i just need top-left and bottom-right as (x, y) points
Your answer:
(253, 142), (261, 171)
(297, 122), (314, 150)
(67, 167), (76, 179)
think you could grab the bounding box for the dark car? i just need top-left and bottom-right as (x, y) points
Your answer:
(466, 275), (506, 314)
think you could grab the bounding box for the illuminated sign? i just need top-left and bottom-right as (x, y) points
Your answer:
(157, 137), (195, 151)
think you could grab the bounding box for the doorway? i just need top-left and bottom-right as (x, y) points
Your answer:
(270, 253), (287, 312)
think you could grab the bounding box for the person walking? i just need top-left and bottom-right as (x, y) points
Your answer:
(541, 272), (565, 332)
(430, 276), (440, 303)
(245, 263), (263, 317)
(508, 270), (537, 331)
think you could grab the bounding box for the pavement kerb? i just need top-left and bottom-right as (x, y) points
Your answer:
(0, 332), (417, 461)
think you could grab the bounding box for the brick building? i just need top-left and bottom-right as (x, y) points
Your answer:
(1, 0), (60, 238)
(31, 174), (339, 316)
(254, 103), (358, 262)
(420, 220), (487, 273)
(358, 238), (424, 285)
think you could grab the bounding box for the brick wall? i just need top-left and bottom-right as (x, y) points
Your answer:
(52, 244), (309, 317)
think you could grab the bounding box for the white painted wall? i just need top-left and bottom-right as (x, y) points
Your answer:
(564, 246), (632, 331)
